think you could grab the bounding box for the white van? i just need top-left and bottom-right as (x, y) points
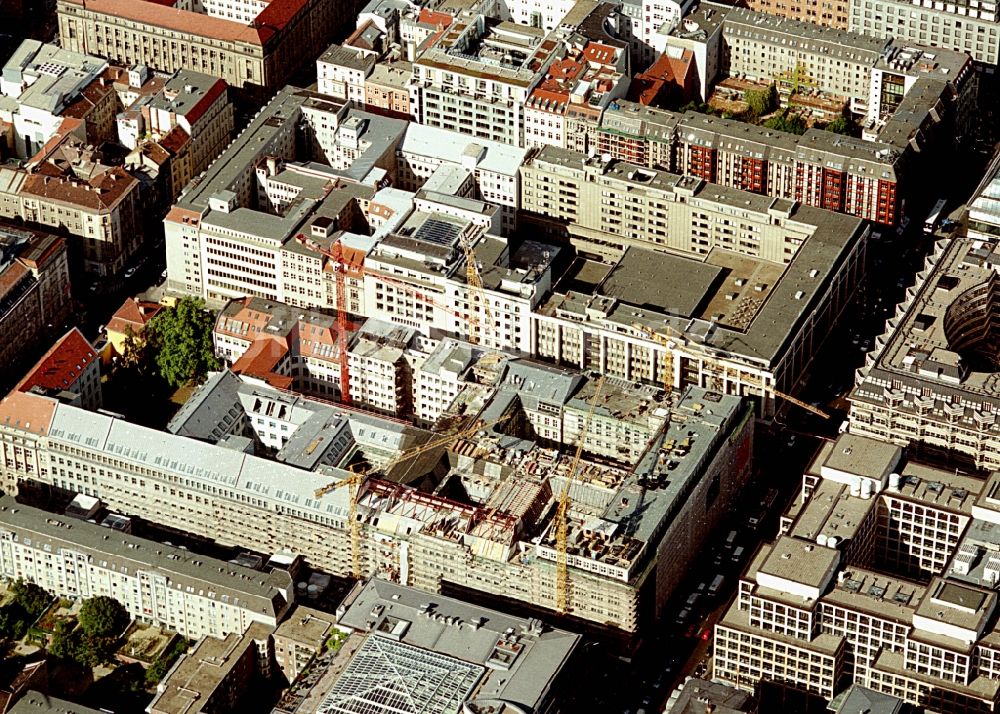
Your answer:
(731, 546), (745, 562)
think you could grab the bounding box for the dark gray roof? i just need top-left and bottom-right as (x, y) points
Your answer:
(166, 370), (244, 441)
(828, 684), (904, 714)
(598, 248), (724, 317)
(8, 692), (105, 714)
(0, 495), (292, 617)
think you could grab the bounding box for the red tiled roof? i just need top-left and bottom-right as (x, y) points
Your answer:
(21, 166), (137, 212)
(417, 9), (453, 27)
(16, 328), (96, 395)
(107, 297), (163, 336)
(60, 0), (309, 45)
(183, 78), (228, 125)
(231, 335), (289, 379)
(164, 206), (202, 227)
(0, 391), (57, 435)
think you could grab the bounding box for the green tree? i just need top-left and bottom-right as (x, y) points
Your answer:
(0, 606), (28, 640)
(744, 84), (777, 117)
(10, 580), (51, 618)
(145, 638), (191, 685)
(120, 325), (149, 373)
(763, 110), (808, 135)
(49, 620), (77, 661)
(146, 297), (220, 388)
(824, 115), (855, 135)
(680, 100), (711, 114)
(78, 596), (128, 639)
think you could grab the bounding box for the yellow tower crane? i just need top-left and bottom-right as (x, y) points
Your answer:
(314, 467), (365, 579)
(632, 322), (829, 419)
(462, 237), (495, 346)
(312, 414), (513, 578)
(555, 375), (606, 613)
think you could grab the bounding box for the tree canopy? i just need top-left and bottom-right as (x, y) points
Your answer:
(744, 84), (777, 117)
(146, 297), (220, 388)
(10, 580), (51, 619)
(78, 596), (128, 639)
(763, 110), (808, 135)
(824, 115), (855, 136)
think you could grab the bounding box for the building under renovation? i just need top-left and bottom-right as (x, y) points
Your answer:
(0, 361), (751, 635)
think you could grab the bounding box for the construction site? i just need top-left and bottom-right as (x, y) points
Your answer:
(0, 343), (753, 637)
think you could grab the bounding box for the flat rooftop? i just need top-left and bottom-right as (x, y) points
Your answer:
(852, 236), (1000, 414)
(328, 579), (580, 713)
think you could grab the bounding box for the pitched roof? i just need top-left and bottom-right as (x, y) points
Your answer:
(106, 297), (164, 336)
(59, 0), (310, 46)
(20, 166), (137, 212)
(0, 390), (57, 435)
(231, 335), (291, 382)
(16, 328), (96, 394)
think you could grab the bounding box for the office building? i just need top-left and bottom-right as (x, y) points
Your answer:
(848, 230), (1000, 470)
(0, 375), (751, 634)
(56, 0), (348, 103)
(282, 578), (579, 714)
(397, 122), (527, 234)
(521, 146), (869, 412)
(849, 0), (1000, 67)
(714, 433), (1000, 712)
(0, 496), (293, 640)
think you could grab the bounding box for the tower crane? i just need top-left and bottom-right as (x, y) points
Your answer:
(460, 236), (495, 346)
(631, 322), (829, 419)
(315, 465), (365, 578)
(296, 234), (481, 406)
(312, 414), (511, 579)
(555, 375), (606, 613)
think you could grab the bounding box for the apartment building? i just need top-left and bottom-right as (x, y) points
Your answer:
(271, 605), (337, 682)
(620, 0), (697, 68)
(131, 70), (233, 200)
(848, 229), (1000, 471)
(746, 0), (851, 29)
(0, 228), (71, 377)
(521, 146), (869, 412)
(347, 319), (418, 416)
(582, 96), (971, 226)
(0, 496), (292, 640)
(56, 0), (348, 104)
(413, 14), (555, 147)
(296, 579), (579, 714)
(316, 45), (376, 105)
(849, 0), (1000, 66)
(214, 297), (346, 401)
(413, 338), (496, 426)
(523, 38), (630, 150)
(0, 378), (751, 635)
(363, 61), (416, 121)
(15, 328), (101, 411)
(715, 433), (1000, 712)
